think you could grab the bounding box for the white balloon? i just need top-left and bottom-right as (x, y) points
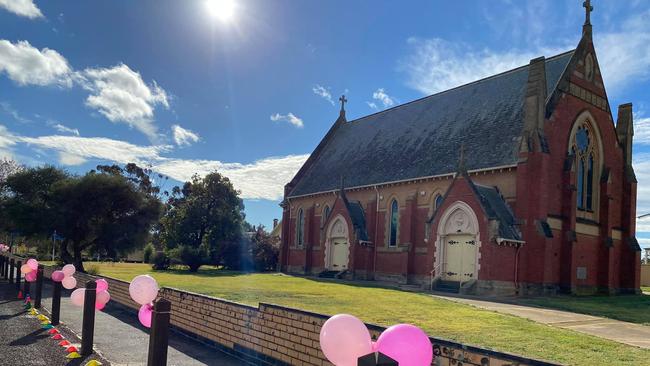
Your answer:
(129, 275), (159, 305)
(62, 276), (77, 290)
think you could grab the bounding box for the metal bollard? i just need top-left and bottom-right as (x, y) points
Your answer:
(8, 259), (14, 284)
(51, 279), (62, 325)
(81, 281), (97, 356)
(34, 265), (44, 308)
(147, 298), (172, 366)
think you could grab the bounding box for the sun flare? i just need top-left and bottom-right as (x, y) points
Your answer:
(205, 0), (236, 22)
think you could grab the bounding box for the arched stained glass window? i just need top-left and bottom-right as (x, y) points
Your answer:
(389, 199), (399, 247)
(297, 208), (304, 247)
(570, 122), (599, 212)
(324, 205), (331, 221)
(434, 194), (443, 210)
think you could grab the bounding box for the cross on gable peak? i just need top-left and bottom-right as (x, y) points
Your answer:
(583, 0), (593, 25)
(339, 95), (347, 112)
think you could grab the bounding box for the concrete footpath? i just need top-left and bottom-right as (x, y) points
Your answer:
(40, 282), (245, 366)
(0, 280), (108, 366)
(433, 294), (650, 349)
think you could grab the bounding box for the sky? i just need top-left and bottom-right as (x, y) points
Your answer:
(1, 0), (650, 249)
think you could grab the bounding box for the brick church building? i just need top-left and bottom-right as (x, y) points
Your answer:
(279, 3), (641, 295)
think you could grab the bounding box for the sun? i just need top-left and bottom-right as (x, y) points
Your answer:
(205, 0), (236, 22)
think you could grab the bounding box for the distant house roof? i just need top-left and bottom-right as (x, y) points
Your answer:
(288, 50), (575, 198)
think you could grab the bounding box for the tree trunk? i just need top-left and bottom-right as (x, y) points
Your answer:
(73, 246), (85, 273)
(60, 241), (74, 264)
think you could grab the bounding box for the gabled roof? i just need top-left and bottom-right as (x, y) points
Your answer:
(473, 184), (521, 241)
(340, 190), (369, 242)
(288, 50), (575, 198)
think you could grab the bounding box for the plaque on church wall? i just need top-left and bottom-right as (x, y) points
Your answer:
(576, 267), (587, 280)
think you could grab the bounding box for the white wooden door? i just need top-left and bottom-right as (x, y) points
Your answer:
(330, 239), (349, 270)
(443, 234), (476, 281)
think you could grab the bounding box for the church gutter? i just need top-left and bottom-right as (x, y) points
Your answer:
(286, 164), (518, 200)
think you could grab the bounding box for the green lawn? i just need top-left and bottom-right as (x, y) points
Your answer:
(87, 262), (650, 366)
(521, 293), (650, 325)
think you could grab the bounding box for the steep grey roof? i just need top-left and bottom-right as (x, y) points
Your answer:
(341, 193), (369, 242)
(288, 50), (575, 197)
(473, 184), (521, 241)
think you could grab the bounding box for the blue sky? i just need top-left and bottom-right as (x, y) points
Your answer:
(1, 0), (650, 249)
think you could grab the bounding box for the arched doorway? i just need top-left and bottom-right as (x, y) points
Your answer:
(325, 215), (350, 271)
(435, 201), (480, 283)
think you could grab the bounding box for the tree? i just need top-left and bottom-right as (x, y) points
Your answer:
(52, 172), (163, 271)
(159, 171), (244, 271)
(0, 157), (24, 184)
(0, 166), (68, 241)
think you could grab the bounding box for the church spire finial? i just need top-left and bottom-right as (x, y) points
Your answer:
(339, 95), (347, 119)
(582, 0), (593, 38)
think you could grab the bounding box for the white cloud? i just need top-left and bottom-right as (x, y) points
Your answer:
(270, 113), (304, 128)
(171, 124), (199, 147)
(0, 101), (30, 123)
(400, 37), (558, 95)
(0, 0), (43, 19)
(153, 154), (309, 200)
(0, 124), (17, 158)
(8, 125), (307, 200)
(634, 115), (650, 145)
(80, 64), (169, 141)
(595, 10), (650, 92)
(51, 123), (79, 136)
(58, 151), (86, 166)
(371, 88), (395, 109)
(312, 85), (335, 106)
(633, 153), (650, 233)
(0, 40), (72, 87)
(17, 135), (170, 165)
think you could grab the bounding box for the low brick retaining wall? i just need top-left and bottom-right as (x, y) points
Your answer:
(3, 255), (561, 366)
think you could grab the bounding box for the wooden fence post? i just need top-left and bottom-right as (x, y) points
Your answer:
(51, 279), (62, 325)
(34, 265), (44, 308)
(147, 298), (171, 366)
(0, 256), (4, 278)
(81, 281), (97, 356)
(8, 259), (14, 284)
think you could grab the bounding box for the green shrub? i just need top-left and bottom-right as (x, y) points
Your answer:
(143, 243), (154, 263)
(86, 265), (100, 275)
(151, 251), (170, 270)
(169, 245), (208, 272)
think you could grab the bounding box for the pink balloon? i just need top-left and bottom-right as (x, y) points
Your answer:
(129, 275), (159, 305)
(138, 303), (153, 328)
(20, 264), (33, 274)
(97, 290), (110, 305)
(375, 324), (433, 366)
(51, 270), (65, 282)
(96, 279), (109, 292)
(95, 301), (106, 310)
(27, 258), (38, 271)
(70, 288), (85, 306)
(25, 271), (37, 282)
(62, 276), (77, 290)
(319, 314), (373, 366)
(62, 264), (76, 277)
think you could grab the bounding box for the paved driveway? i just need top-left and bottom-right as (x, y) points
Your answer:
(433, 294), (650, 349)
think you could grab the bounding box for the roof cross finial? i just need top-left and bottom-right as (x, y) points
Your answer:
(339, 95), (347, 113)
(583, 0), (593, 25)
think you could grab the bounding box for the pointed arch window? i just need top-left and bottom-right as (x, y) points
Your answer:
(389, 199), (399, 247)
(323, 205), (331, 222)
(296, 208), (304, 247)
(570, 122), (599, 211)
(434, 194), (444, 210)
